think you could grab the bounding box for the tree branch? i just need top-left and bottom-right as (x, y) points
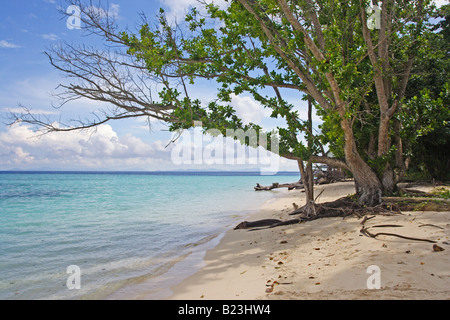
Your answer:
(237, 0), (333, 110)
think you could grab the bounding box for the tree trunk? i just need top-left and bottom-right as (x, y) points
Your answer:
(381, 164), (395, 195)
(350, 158), (383, 206)
(379, 113), (396, 195)
(298, 95), (316, 216)
(303, 96), (315, 203)
(297, 160), (314, 202)
(393, 116), (406, 184)
(297, 159), (318, 217)
(340, 116), (383, 206)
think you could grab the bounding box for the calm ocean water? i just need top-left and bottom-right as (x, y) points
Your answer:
(0, 171), (298, 300)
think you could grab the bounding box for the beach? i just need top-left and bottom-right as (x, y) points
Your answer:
(168, 181), (450, 300)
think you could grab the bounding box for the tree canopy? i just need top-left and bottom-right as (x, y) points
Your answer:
(11, 0), (448, 207)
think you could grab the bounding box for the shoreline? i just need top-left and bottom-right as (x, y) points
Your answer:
(104, 189), (283, 300)
(167, 181), (450, 300)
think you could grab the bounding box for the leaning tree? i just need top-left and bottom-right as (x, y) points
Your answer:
(12, 0), (437, 212)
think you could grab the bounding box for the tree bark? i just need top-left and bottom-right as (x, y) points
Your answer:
(301, 95), (315, 204)
(381, 164), (395, 194)
(340, 115), (383, 206)
(297, 160), (314, 202)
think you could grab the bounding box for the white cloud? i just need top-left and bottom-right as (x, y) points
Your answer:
(109, 4), (120, 17)
(158, 0), (228, 23)
(230, 94), (270, 125)
(433, 0), (449, 8)
(0, 123), (174, 170)
(0, 122), (300, 172)
(86, 3), (121, 19)
(41, 33), (59, 41)
(158, 0), (198, 21)
(0, 40), (20, 49)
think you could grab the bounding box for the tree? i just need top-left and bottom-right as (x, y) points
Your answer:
(400, 4), (450, 181)
(11, 0), (437, 209)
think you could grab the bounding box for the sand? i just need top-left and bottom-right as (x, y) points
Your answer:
(168, 181), (450, 300)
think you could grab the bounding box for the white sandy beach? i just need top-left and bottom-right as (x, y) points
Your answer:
(168, 181), (450, 300)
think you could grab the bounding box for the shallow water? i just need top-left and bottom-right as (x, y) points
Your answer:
(0, 171), (298, 299)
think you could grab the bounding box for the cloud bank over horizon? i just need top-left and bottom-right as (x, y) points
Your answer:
(0, 123), (298, 172)
(0, 123), (174, 171)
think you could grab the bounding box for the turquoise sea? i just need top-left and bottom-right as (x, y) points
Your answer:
(0, 171), (298, 300)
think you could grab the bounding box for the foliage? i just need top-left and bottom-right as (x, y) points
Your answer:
(400, 4), (450, 180)
(121, 1), (435, 169)
(431, 187), (450, 199)
(12, 0), (447, 204)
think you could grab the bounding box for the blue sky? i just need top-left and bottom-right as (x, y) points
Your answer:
(0, 0), (305, 172)
(1, 0), (445, 172)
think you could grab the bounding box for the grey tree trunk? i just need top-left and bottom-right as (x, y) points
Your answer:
(341, 116), (383, 206)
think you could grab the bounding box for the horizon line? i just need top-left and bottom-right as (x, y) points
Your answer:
(0, 170), (300, 175)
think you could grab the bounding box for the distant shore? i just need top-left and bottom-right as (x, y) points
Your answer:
(0, 170), (301, 176)
(167, 181), (450, 300)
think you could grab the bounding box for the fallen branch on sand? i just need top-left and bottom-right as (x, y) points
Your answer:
(419, 224), (445, 230)
(371, 224), (404, 228)
(234, 219), (301, 230)
(359, 226), (437, 243)
(382, 197), (450, 212)
(254, 182), (304, 191)
(254, 170), (348, 191)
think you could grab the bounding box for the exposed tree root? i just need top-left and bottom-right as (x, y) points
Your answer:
(288, 196), (401, 222)
(234, 189), (450, 231)
(234, 196), (402, 230)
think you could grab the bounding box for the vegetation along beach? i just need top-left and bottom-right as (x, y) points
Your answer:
(0, 0), (448, 301)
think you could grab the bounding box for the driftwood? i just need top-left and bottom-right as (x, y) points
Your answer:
(371, 224), (404, 228)
(254, 167), (347, 191)
(360, 215), (376, 225)
(234, 219), (301, 230)
(383, 196), (450, 203)
(360, 226), (437, 243)
(383, 197), (450, 212)
(398, 189), (429, 197)
(254, 182), (304, 191)
(419, 224), (445, 230)
(314, 168), (346, 185)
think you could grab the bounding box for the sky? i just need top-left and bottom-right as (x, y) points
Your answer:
(0, 0), (447, 172)
(0, 0), (305, 172)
